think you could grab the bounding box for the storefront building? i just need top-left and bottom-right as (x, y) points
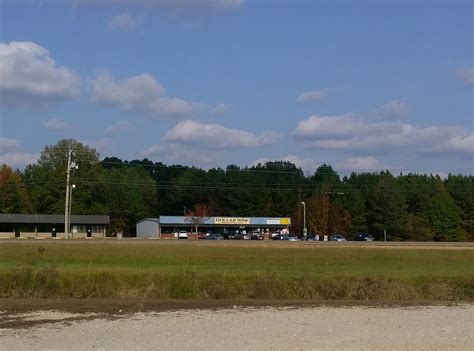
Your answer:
(136, 216), (291, 239)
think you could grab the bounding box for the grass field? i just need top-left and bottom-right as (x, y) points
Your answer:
(0, 241), (472, 301)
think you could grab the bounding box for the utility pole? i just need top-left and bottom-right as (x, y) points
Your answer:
(301, 201), (307, 239)
(68, 184), (76, 238)
(64, 149), (77, 240)
(64, 149), (72, 240)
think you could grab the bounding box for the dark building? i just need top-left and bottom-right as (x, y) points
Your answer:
(0, 214), (109, 239)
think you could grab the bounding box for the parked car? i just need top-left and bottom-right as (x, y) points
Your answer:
(330, 234), (346, 242)
(242, 233), (252, 240)
(304, 235), (315, 241)
(197, 232), (206, 240)
(354, 232), (374, 241)
(271, 232), (281, 239)
(178, 230), (188, 239)
(272, 234), (288, 240)
(251, 232), (264, 240)
(287, 236), (299, 241)
(205, 233), (223, 240)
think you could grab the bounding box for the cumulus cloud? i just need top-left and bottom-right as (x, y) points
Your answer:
(376, 99), (409, 118)
(296, 90), (328, 103)
(457, 66), (474, 85)
(0, 137), (38, 168)
(292, 114), (474, 158)
(0, 41), (80, 107)
(104, 121), (133, 135)
(143, 120), (277, 167)
(163, 120), (278, 149)
(144, 143), (219, 167)
(43, 118), (72, 131)
(91, 71), (194, 119)
(109, 13), (135, 31)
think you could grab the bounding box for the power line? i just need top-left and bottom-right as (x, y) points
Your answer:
(5, 177), (473, 193)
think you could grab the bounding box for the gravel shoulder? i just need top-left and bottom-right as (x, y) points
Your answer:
(1, 304), (472, 350)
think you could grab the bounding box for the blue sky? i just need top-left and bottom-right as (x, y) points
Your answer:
(0, 0), (472, 175)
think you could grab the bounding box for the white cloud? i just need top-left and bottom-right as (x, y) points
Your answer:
(104, 121), (133, 135)
(457, 66), (474, 85)
(163, 120), (278, 149)
(296, 90), (328, 103)
(336, 156), (382, 173)
(293, 114), (474, 158)
(109, 13), (135, 31)
(376, 99), (409, 118)
(144, 120), (278, 167)
(91, 71), (194, 119)
(0, 152), (39, 168)
(0, 137), (38, 168)
(144, 143), (219, 167)
(0, 137), (21, 153)
(0, 41), (80, 107)
(80, 138), (113, 155)
(43, 118), (72, 131)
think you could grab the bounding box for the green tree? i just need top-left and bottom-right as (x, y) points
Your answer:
(24, 139), (102, 214)
(101, 166), (157, 235)
(445, 174), (473, 241)
(366, 172), (407, 240)
(424, 179), (462, 241)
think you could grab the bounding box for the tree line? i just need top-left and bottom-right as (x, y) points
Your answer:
(0, 139), (472, 241)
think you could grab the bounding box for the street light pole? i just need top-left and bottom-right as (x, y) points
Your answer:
(301, 201), (307, 239)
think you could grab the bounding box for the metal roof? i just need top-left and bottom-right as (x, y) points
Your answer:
(0, 214), (110, 225)
(136, 218), (160, 224)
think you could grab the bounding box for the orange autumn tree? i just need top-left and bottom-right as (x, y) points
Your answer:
(0, 164), (32, 213)
(184, 204), (211, 240)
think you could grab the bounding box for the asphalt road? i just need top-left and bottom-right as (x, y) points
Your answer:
(1, 238), (473, 249)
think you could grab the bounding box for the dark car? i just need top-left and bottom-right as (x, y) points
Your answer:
(354, 232), (374, 241)
(272, 234), (290, 240)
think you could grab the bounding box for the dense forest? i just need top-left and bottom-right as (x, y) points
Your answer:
(1, 140), (472, 241)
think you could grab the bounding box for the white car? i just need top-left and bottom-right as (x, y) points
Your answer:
(178, 230), (188, 239)
(330, 234), (346, 242)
